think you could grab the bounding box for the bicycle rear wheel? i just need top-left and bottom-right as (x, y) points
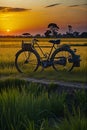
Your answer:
(51, 49), (75, 72)
(15, 50), (40, 73)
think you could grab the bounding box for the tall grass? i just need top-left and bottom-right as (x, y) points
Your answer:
(0, 45), (87, 82)
(0, 86), (65, 130)
(57, 114), (87, 130)
(0, 79), (87, 130)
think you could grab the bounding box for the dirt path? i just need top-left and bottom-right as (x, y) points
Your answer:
(20, 77), (87, 89)
(0, 76), (87, 89)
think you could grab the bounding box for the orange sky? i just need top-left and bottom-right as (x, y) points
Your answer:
(0, 0), (87, 35)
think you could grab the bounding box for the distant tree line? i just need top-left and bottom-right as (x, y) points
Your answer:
(0, 23), (87, 38)
(44, 23), (87, 38)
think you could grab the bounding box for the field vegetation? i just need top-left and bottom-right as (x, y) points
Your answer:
(0, 38), (87, 130)
(0, 79), (87, 130)
(0, 38), (87, 82)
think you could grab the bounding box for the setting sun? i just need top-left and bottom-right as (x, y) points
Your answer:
(7, 29), (10, 32)
(0, 0), (87, 35)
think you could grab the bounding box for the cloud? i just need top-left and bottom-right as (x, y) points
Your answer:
(0, 6), (32, 13)
(45, 3), (61, 8)
(68, 3), (87, 7)
(68, 5), (80, 7)
(82, 3), (87, 5)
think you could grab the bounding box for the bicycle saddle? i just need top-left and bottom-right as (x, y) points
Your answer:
(49, 39), (60, 44)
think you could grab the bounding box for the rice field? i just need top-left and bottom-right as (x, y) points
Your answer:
(0, 79), (87, 130)
(0, 38), (87, 82)
(0, 38), (87, 130)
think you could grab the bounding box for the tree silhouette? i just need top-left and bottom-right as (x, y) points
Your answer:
(44, 30), (51, 37)
(73, 31), (79, 37)
(48, 23), (59, 37)
(80, 32), (87, 38)
(66, 25), (73, 37)
(44, 23), (59, 37)
(34, 34), (41, 38)
(67, 25), (80, 38)
(68, 25), (73, 34)
(22, 33), (31, 37)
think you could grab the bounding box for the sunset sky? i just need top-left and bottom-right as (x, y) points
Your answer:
(0, 0), (87, 35)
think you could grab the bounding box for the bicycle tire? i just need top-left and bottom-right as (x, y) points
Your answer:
(51, 48), (75, 72)
(15, 49), (40, 73)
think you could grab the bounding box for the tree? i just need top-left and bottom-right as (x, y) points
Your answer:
(66, 25), (73, 37)
(44, 23), (59, 38)
(68, 25), (73, 34)
(80, 32), (87, 38)
(73, 31), (79, 37)
(44, 30), (51, 37)
(48, 23), (59, 37)
(22, 33), (31, 37)
(34, 34), (41, 38)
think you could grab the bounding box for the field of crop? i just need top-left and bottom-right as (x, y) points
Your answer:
(0, 38), (87, 82)
(0, 38), (87, 130)
(0, 79), (87, 130)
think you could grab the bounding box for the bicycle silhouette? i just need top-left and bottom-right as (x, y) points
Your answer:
(15, 38), (81, 73)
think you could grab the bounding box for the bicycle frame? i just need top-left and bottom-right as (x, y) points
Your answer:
(31, 39), (57, 60)
(15, 38), (81, 73)
(31, 39), (81, 68)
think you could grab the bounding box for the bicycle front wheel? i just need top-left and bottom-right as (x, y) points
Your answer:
(15, 50), (40, 73)
(51, 49), (74, 72)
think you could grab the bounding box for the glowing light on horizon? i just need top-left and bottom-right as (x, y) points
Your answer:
(0, 0), (87, 35)
(6, 29), (10, 32)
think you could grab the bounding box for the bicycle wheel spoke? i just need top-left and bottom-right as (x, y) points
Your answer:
(52, 49), (74, 72)
(15, 50), (39, 73)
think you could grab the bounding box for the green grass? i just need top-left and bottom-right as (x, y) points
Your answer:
(0, 79), (65, 130)
(25, 68), (87, 83)
(0, 38), (87, 130)
(57, 115), (87, 130)
(0, 79), (87, 130)
(0, 59), (87, 83)
(0, 40), (87, 83)
(0, 64), (87, 83)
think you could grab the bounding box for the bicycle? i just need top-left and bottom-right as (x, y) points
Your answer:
(15, 38), (81, 73)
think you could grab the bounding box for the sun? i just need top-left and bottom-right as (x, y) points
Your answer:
(6, 29), (10, 33)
